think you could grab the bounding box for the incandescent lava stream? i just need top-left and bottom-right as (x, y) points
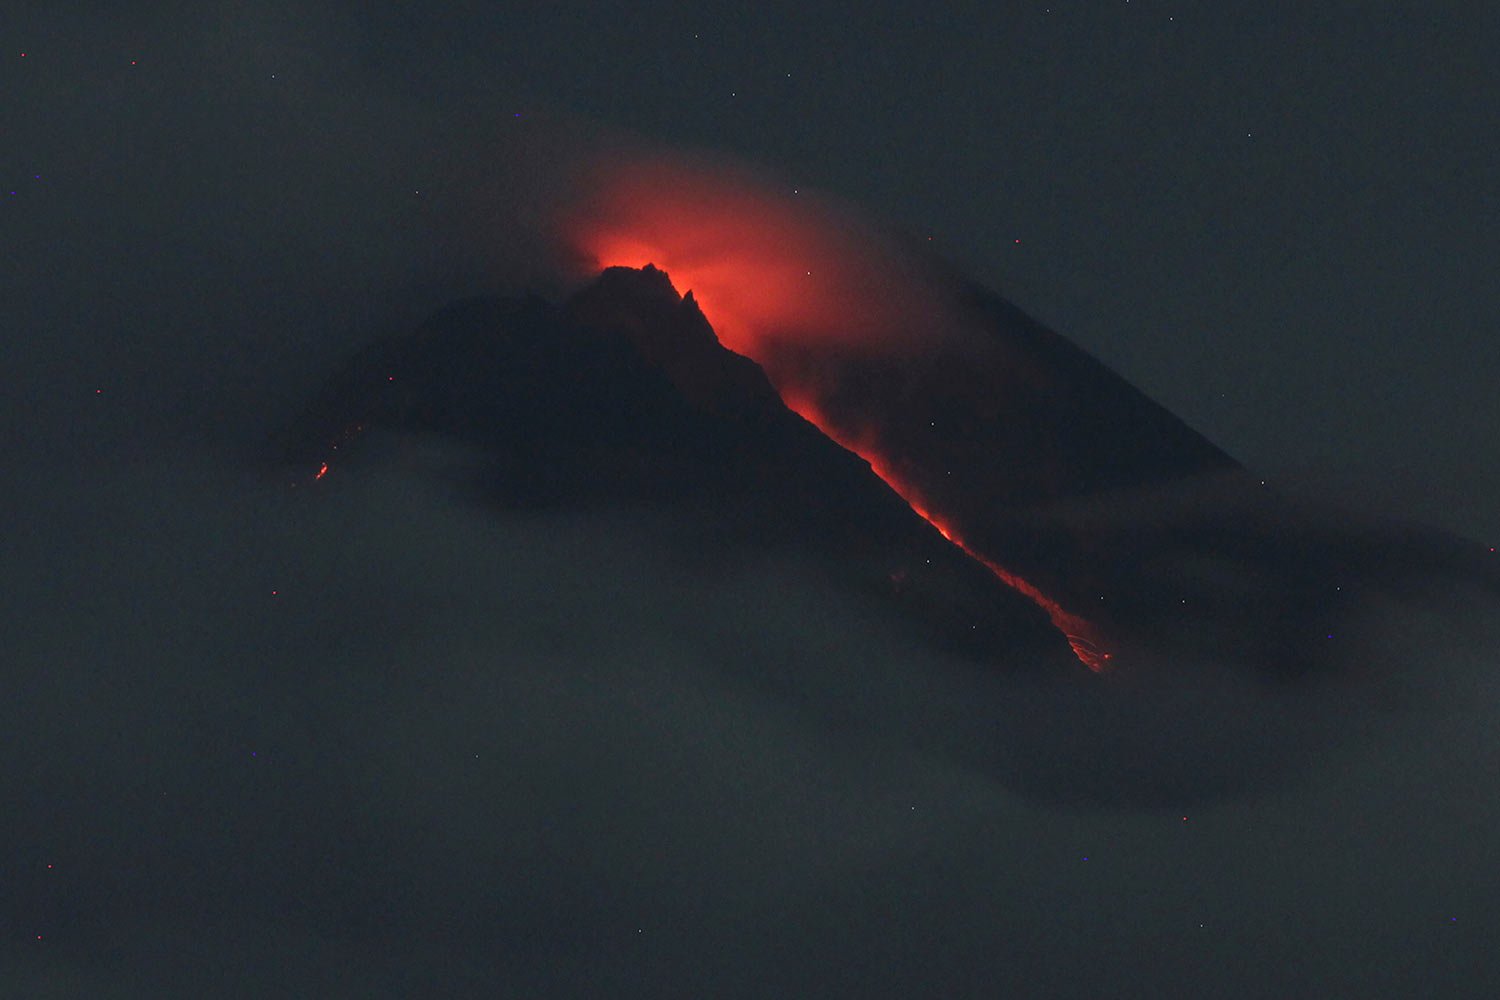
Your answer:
(567, 161), (1253, 669)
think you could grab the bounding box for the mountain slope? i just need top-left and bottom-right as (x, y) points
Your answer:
(281, 266), (1081, 669)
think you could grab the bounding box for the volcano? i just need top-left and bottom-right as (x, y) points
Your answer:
(281, 264), (1495, 677)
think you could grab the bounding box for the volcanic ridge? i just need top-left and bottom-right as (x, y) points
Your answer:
(281, 265), (1495, 677)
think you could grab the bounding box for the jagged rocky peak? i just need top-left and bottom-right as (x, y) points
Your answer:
(564, 265), (780, 418)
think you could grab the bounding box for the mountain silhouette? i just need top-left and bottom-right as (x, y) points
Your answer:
(281, 265), (1496, 679)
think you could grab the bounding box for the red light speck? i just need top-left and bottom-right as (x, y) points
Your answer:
(313, 462), (329, 481)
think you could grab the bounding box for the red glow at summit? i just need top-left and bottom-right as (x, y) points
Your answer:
(570, 161), (1111, 670)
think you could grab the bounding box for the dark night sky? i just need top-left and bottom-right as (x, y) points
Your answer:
(4, 3), (1498, 997)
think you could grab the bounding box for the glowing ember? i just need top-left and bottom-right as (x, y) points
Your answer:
(313, 462), (329, 481)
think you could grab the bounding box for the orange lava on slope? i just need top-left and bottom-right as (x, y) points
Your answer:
(783, 396), (1112, 672)
(570, 163), (1110, 669)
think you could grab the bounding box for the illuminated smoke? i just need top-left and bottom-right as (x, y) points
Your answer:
(564, 152), (970, 359)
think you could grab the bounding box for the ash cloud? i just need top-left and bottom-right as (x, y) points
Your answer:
(7, 442), (1498, 997)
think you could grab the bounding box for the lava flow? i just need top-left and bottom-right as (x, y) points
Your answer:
(569, 158), (1111, 669)
(784, 395), (1112, 671)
